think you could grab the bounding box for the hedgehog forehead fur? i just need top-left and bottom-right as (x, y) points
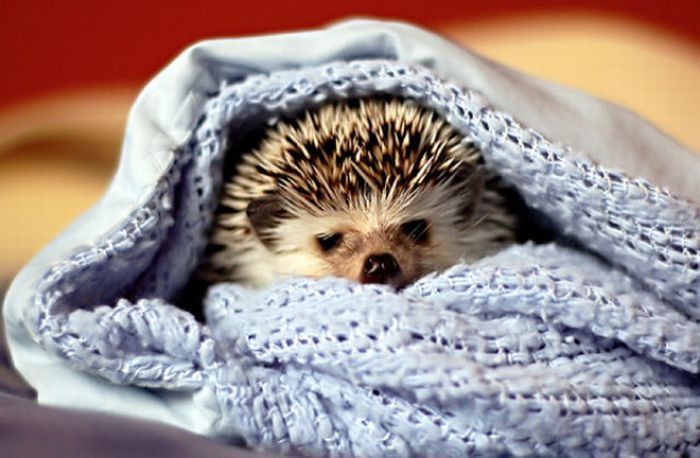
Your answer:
(229, 98), (481, 216)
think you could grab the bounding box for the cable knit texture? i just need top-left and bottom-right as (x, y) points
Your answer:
(23, 60), (700, 456)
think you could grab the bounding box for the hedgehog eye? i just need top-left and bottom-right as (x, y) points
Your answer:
(316, 233), (343, 252)
(401, 219), (429, 244)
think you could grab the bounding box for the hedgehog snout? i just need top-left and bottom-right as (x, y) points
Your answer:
(360, 253), (401, 285)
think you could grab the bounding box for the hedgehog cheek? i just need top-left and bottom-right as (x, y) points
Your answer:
(246, 194), (288, 250)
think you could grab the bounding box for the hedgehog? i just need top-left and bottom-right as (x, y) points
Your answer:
(201, 98), (519, 289)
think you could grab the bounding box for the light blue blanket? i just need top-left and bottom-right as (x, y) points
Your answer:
(6, 21), (700, 457)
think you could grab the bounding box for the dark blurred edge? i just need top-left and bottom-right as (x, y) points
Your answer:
(0, 393), (266, 458)
(0, 280), (36, 399)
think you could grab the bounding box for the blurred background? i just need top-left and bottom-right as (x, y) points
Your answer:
(1, 0), (699, 296)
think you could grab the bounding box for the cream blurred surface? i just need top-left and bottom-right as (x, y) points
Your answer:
(441, 14), (700, 153)
(0, 90), (134, 280)
(0, 13), (698, 282)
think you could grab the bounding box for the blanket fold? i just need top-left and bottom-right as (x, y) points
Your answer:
(4, 19), (700, 456)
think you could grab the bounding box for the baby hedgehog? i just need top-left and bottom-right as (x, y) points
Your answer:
(203, 98), (518, 289)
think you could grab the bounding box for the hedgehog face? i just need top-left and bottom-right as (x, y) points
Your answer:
(286, 215), (436, 290)
(245, 179), (488, 289)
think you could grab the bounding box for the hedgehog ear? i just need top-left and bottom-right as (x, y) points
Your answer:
(451, 163), (485, 217)
(246, 194), (288, 250)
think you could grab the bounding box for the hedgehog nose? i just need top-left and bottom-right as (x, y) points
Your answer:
(361, 253), (401, 284)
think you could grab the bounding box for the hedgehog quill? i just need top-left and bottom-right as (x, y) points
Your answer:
(202, 98), (519, 289)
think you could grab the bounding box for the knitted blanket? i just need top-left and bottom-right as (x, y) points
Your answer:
(5, 20), (700, 457)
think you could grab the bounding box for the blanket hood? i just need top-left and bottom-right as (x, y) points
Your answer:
(4, 19), (700, 456)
